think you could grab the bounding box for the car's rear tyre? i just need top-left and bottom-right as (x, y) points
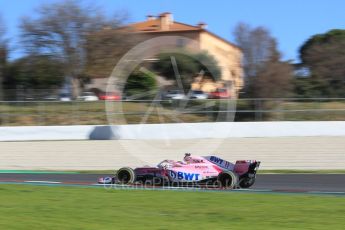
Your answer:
(217, 171), (238, 189)
(116, 167), (136, 184)
(239, 176), (256, 188)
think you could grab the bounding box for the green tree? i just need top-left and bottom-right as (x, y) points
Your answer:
(293, 77), (331, 98)
(153, 51), (221, 91)
(299, 29), (345, 97)
(5, 55), (64, 89)
(124, 68), (157, 99)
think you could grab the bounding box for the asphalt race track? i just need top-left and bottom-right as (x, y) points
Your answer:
(0, 173), (345, 194)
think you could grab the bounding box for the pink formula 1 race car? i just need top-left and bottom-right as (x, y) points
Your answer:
(98, 154), (260, 189)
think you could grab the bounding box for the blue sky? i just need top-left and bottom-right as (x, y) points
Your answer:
(0, 0), (344, 62)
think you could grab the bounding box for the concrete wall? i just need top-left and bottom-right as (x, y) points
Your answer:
(1, 122), (344, 170)
(0, 137), (344, 170)
(1, 122), (345, 141)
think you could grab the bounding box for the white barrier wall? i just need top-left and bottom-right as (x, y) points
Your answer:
(1, 122), (344, 170)
(1, 121), (345, 141)
(0, 137), (344, 170)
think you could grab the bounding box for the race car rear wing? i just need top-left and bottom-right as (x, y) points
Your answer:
(204, 156), (235, 171)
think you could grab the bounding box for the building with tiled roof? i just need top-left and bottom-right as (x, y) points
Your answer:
(86, 13), (243, 96)
(123, 13), (244, 95)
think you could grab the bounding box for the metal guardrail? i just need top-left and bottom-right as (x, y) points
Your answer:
(0, 98), (344, 126)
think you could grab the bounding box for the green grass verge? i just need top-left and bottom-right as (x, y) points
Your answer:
(1, 100), (344, 125)
(0, 184), (344, 230)
(0, 101), (213, 126)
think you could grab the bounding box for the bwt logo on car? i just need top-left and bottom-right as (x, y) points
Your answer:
(210, 156), (223, 164)
(169, 170), (200, 181)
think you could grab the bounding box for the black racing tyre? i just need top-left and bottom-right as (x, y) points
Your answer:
(116, 167), (136, 184)
(239, 177), (256, 188)
(217, 171), (238, 189)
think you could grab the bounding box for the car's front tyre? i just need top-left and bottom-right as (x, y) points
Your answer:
(116, 167), (136, 184)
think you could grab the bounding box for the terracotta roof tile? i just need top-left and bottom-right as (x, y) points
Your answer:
(115, 16), (240, 50)
(127, 19), (201, 32)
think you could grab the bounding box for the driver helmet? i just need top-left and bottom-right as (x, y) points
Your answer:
(184, 153), (192, 163)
